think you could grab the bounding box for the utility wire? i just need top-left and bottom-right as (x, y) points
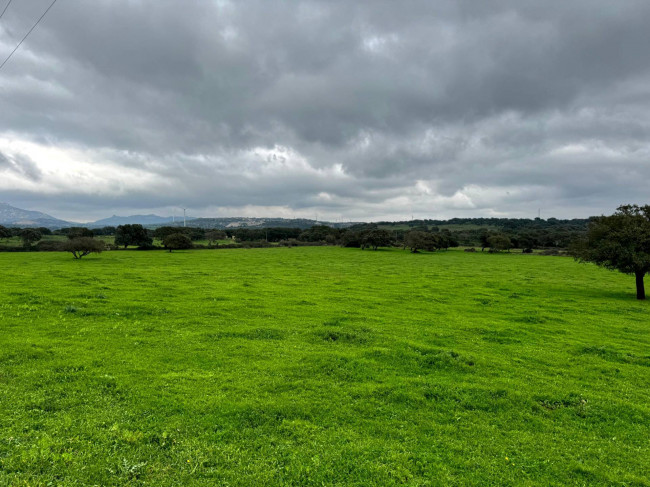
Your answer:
(0, 0), (14, 20)
(0, 0), (58, 72)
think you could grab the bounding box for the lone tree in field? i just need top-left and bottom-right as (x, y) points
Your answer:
(114, 224), (152, 248)
(20, 228), (42, 248)
(63, 237), (105, 259)
(163, 233), (193, 252)
(571, 205), (650, 300)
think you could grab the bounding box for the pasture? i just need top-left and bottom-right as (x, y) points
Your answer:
(0, 247), (648, 485)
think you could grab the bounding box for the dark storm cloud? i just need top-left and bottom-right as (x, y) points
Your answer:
(1, 0), (649, 221)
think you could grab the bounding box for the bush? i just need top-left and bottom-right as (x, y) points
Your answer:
(278, 239), (297, 247)
(35, 240), (64, 251)
(241, 241), (271, 248)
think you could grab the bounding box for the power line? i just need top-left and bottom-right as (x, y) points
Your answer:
(0, 0), (14, 21)
(0, 0), (58, 72)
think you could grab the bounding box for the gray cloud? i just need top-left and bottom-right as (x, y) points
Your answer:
(1, 0), (649, 221)
(0, 151), (42, 181)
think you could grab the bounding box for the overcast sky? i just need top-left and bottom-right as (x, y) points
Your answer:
(1, 0), (649, 222)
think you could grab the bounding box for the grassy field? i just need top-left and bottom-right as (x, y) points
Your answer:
(0, 247), (648, 486)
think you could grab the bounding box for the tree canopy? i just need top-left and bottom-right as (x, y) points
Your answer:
(487, 234), (513, 252)
(404, 231), (436, 253)
(163, 233), (193, 252)
(63, 227), (95, 239)
(62, 237), (105, 259)
(205, 230), (227, 245)
(20, 229), (42, 248)
(571, 205), (650, 300)
(361, 229), (392, 250)
(115, 224), (152, 248)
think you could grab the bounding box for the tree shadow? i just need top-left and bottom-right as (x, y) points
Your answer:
(565, 286), (646, 303)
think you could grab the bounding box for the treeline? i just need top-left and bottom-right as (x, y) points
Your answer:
(377, 217), (589, 230)
(1, 218), (589, 254)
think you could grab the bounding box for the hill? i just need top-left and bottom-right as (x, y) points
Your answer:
(0, 202), (72, 228)
(170, 217), (357, 229)
(87, 214), (195, 228)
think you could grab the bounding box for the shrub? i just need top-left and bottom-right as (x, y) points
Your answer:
(35, 240), (64, 251)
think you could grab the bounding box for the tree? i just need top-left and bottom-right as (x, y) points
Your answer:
(152, 226), (179, 241)
(186, 227), (205, 241)
(299, 225), (338, 242)
(163, 233), (193, 252)
(339, 230), (363, 248)
(93, 226), (117, 236)
(20, 229), (42, 248)
(361, 229), (392, 250)
(571, 205), (650, 300)
(487, 234), (512, 252)
(115, 224), (152, 248)
(404, 231), (436, 253)
(205, 230), (227, 245)
(64, 227), (94, 239)
(437, 229), (458, 250)
(517, 234), (536, 253)
(479, 230), (491, 251)
(63, 237), (105, 259)
(0, 225), (11, 241)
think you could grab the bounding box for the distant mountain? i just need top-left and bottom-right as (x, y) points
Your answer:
(0, 202), (72, 229)
(180, 217), (357, 230)
(87, 214), (195, 228)
(0, 203), (359, 230)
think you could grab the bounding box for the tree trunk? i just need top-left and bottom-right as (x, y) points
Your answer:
(635, 270), (645, 300)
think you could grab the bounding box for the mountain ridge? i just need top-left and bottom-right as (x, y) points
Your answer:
(0, 202), (72, 228)
(0, 203), (355, 229)
(86, 214), (196, 228)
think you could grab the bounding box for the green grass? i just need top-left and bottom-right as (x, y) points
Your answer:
(0, 248), (648, 486)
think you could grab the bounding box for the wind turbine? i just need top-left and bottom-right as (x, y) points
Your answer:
(180, 207), (187, 227)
